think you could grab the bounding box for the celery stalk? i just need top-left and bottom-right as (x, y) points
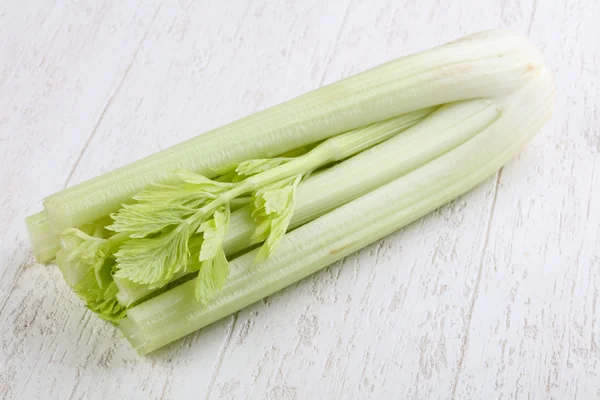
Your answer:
(40, 30), (542, 237)
(114, 98), (501, 306)
(121, 68), (555, 354)
(25, 213), (60, 263)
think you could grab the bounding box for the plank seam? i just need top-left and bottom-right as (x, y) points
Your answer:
(62, 2), (163, 189)
(450, 168), (503, 398)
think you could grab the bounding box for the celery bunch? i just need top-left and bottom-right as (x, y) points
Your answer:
(26, 30), (555, 354)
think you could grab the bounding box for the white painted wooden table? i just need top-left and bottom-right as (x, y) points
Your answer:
(1, 1), (598, 399)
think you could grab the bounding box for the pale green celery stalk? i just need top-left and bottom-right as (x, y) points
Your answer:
(37, 30), (542, 248)
(114, 98), (501, 306)
(25, 212), (60, 263)
(120, 67), (555, 354)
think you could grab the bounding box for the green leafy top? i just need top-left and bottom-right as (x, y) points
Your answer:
(109, 170), (236, 288)
(60, 157), (307, 315)
(104, 156), (305, 306)
(109, 161), (301, 291)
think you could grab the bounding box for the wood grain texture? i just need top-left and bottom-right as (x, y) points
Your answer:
(0, 0), (597, 399)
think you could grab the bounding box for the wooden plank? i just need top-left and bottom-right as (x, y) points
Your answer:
(453, 1), (600, 398)
(1, 0), (597, 399)
(0, 1), (162, 399)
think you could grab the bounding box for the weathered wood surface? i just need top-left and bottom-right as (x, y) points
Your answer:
(1, 0), (598, 399)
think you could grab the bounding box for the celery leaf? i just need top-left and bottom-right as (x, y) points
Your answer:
(114, 224), (192, 288)
(108, 203), (195, 238)
(251, 175), (301, 263)
(107, 170), (231, 238)
(195, 205), (230, 305)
